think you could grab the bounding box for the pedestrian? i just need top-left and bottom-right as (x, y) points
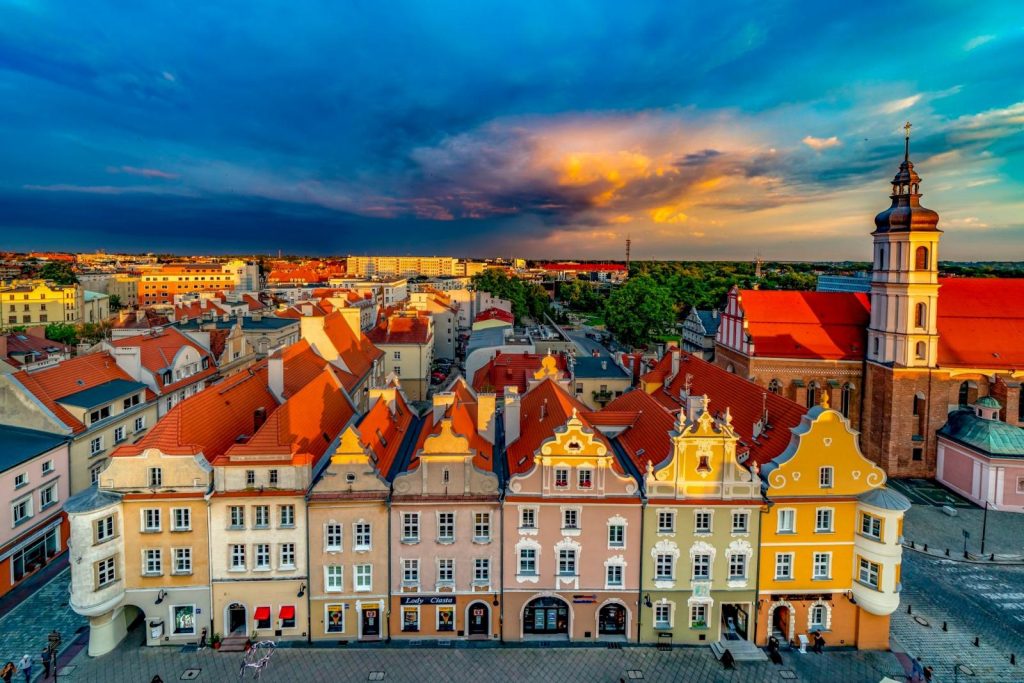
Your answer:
(910, 657), (924, 682)
(150, 676), (163, 683)
(812, 631), (825, 654)
(922, 665), (933, 682)
(15, 655), (30, 683)
(198, 627), (207, 650)
(720, 648), (735, 670)
(0, 662), (14, 683)
(40, 648), (50, 679)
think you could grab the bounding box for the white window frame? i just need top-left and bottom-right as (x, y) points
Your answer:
(437, 511), (454, 543)
(815, 507), (834, 533)
(775, 552), (793, 580)
(554, 468), (569, 489)
(605, 563), (623, 588)
(325, 523), (343, 551)
(40, 484), (57, 509)
(279, 505), (295, 528)
(173, 547), (192, 575)
(279, 542), (296, 569)
(692, 553), (711, 579)
(654, 602), (672, 629)
(142, 508), (161, 532)
(403, 513), (420, 543)
(473, 512), (491, 542)
(519, 507), (537, 530)
(690, 603), (708, 628)
(728, 553), (747, 580)
(254, 505), (269, 529)
(229, 506), (245, 529)
(354, 564), (372, 592)
(354, 522), (372, 550)
(819, 466), (834, 489)
(731, 511), (749, 533)
(403, 558), (420, 584)
(861, 513), (882, 539)
(254, 543), (271, 570)
(230, 544), (246, 571)
(97, 557), (117, 587)
(172, 507), (191, 531)
(655, 553), (674, 581)
(558, 548), (577, 576)
(657, 511), (675, 533)
(608, 523), (625, 548)
(694, 510), (712, 534)
(859, 558), (880, 588)
(777, 508), (796, 534)
(518, 548), (537, 575)
(474, 557), (490, 583)
(325, 565), (343, 592)
(813, 552), (831, 580)
(437, 558), (454, 584)
(143, 548), (162, 576)
(577, 468), (592, 489)
(90, 436), (104, 456)
(562, 508), (579, 531)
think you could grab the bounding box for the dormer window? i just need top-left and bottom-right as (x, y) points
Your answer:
(577, 469), (592, 489)
(566, 440), (582, 452)
(554, 468), (569, 488)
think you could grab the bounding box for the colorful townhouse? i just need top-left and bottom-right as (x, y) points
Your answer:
(642, 348), (910, 650)
(502, 379), (642, 642)
(0, 353), (159, 493)
(389, 379), (501, 640)
(307, 381), (414, 642)
(0, 426), (69, 598)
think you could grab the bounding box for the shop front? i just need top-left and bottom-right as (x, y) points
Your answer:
(390, 594), (499, 640)
(311, 597), (387, 642)
(212, 579), (308, 643)
(0, 516), (67, 597)
(756, 593), (861, 647)
(506, 592), (636, 642)
(124, 587), (212, 647)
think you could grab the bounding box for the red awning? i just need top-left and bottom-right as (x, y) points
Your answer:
(254, 606), (270, 621)
(279, 605), (295, 620)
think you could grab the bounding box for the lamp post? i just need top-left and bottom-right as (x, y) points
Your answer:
(981, 500), (995, 555)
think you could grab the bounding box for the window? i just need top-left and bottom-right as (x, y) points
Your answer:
(354, 522), (371, 550)
(915, 341), (926, 359)
(326, 604), (344, 633)
(326, 565), (343, 592)
(255, 544), (271, 570)
(437, 605), (455, 632)
(606, 563), (623, 587)
(806, 381), (820, 408)
(813, 552), (831, 579)
(694, 511), (712, 533)
(437, 558), (454, 583)
(326, 523), (343, 551)
(279, 505), (295, 528)
(174, 548), (192, 575)
(692, 553), (710, 579)
(859, 558), (880, 588)
(123, 394), (140, 410)
(148, 467), (162, 487)
(861, 513), (882, 539)
(143, 549), (162, 576)
(402, 559), (419, 584)
(519, 548), (537, 575)
(254, 505), (269, 529)
(89, 405), (111, 424)
(474, 558), (490, 583)
(728, 553), (746, 580)
(474, 512), (491, 541)
(280, 605), (296, 629)
(562, 509), (579, 530)
(280, 543), (295, 569)
(41, 460), (54, 475)
(403, 513), (420, 542)
(655, 553), (674, 581)
(577, 469), (592, 489)
(393, 351), (401, 360)
(97, 557), (116, 588)
(172, 508), (191, 531)
(840, 383), (853, 418)
(114, 426), (126, 443)
(657, 511), (675, 533)
(230, 544), (246, 570)
(558, 549), (577, 576)
(39, 484), (57, 509)
(437, 512), (454, 542)
(912, 447), (923, 461)
(915, 245), (929, 270)
(915, 302), (927, 329)
(229, 506), (245, 529)
(819, 466), (833, 489)
(12, 497), (31, 525)
(775, 553), (793, 579)
(554, 468), (569, 488)
(246, 470), (255, 486)
(768, 379), (781, 394)
(519, 507), (536, 529)
(654, 603), (671, 629)
(809, 604), (827, 630)
(777, 509), (795, 534)
(143, 508), (161, 532)
(608, 524), (625, 548)
(134, 415), (146, 432)
(354, 564), (372, 591)
(269, 469), (278, 485)
(90, 436), (104, 456)
(815, 508), (833, 533)
(731, 511), (748, 533)
(402, 606), (419, 632)
(690, 603), (708, 628)
(96, 516), (115, 542)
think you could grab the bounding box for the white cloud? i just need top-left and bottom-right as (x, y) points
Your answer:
(879, 94), (922, 114)
(161, 71), (176, 82)
(802, 135), (841, 150)
(964, 34), (995, 51)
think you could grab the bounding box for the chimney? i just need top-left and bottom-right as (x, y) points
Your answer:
(432, 392), (456, 424)
(539, 398), (548, 420)
(253, 406), (267, 433)
(368, 386), (397, 413)
(477, 393), (496, 444)
(670, 348), (681, 381)
(268, 354), (284, 401)
(503, 386), (521, 446)
(0, 334), (7, 361)
(252, 312), (263, 322)
(712, 309), (719, 319)
(687, 394), (706, 423)
(338, 307), (362, 335)
(301, 303), (313, 317)
(601, 359), (607, 370)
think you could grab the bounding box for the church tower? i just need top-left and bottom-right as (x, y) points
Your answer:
(867, 122), (941, 368)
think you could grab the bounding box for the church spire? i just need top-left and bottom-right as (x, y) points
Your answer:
(873, 121), (939, 234)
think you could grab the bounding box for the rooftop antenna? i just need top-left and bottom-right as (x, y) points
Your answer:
(625, 236), (631, 271)
(753, 255), (763, 289)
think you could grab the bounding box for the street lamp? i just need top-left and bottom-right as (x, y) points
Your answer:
(981, 500), (996, 555)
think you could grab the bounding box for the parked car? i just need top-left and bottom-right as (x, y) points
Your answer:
(431, 371), (448, 383)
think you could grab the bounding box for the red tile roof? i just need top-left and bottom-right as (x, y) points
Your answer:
(207, 328), (230, 361)
(539, 262), (628, 272)
(4, 332), (71, 368)
(242, 294), (266, 311)
(737, 290), (869, 360)
(472, 352), (568, 397)
(110, 327), (218, 394)
(275, 339), (357, 398)
(937, 278), (1024, 369)
(644, 350), (805, 467)
(474, 307), (514, 324)
(358, 386), (415, 478)
(506, 379), (618, 475)
(13, 353), (148, 433)
(601, 390), (676, 473)
(322, 312), (383, 390)
(367, 314), (432, 345)
(409, 380), (493, 472)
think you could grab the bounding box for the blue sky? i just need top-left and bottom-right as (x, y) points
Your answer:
(1, 0), (1022, 260)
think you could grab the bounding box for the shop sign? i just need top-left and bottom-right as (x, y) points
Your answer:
(400, 596), (456, 605)
(572, 594), (597, 604)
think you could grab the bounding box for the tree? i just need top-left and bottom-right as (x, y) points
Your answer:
(45, 322), (78, 345)
(604, 275), (677, 348)
(471, 268), (550, 323)
(108, 294), (122, 310)
(77, 321), (110, 345)
(37, 262), (78, 285)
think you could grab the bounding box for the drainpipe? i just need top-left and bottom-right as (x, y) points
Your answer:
(204, 481), (215, 639)
(752, 499), (772, 645)
(499, 488), (505, 642)
(304, 490), (312, 644)
(386, 493), (393, 642)
(637, 498), (646, 644)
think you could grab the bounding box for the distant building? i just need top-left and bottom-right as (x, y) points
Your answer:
(1, 280), (80, 327)
(537, 262), (628, 283)
(345, 256), (458, 279)
(681, 308), (721, 361)
(472, 307), (514, 331)
(570, 353), (631, 409)
(137, 260), (258, 306)
(816, 274), (872, 293)
(82, 290), (110, 324)
(1, 328), (72, 372)
(367, 312), (434, 401)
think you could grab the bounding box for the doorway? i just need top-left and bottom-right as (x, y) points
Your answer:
(361, 606), (381, 639)
(467, 602), (489, 638)
(772, 605), (790, 641)
(227, 603), (247, 635)
(598, 604), (626, 636)
(721, 603), (749, 641)
(523, 596), (569, 636)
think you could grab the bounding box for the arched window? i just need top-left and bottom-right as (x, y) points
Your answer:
(913, 392), (927, 438)
(915, 341), (926, 359)
(768, 379), (781, 395)
(806, 381), (819, 409)
(878, 247), (886, 270)
(873, 337), (880, 357)
(840, 383), (853, 418)
(958, 381), (978, 407)
(915, 302), (927, 329)
(915, 246), (929, 270)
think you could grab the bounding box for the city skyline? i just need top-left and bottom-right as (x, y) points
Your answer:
(1, 1), (1023, 260)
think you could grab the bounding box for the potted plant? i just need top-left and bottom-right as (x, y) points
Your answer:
(211, 633), (222, 650)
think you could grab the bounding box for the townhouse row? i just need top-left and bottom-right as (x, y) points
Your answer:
(65, 348), (909, 658)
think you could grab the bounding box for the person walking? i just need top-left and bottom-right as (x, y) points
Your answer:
(922, 665), (934, 682)
(40, 648), (51, 679)
(15, 655), (30, 683)
(1, 662), (15, 683)
(910, 657), (924, 682)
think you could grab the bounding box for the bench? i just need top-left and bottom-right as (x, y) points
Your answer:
(942, 505), (957, 517)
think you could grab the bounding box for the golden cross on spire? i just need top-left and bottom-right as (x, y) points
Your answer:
(904, 121), (912, 139)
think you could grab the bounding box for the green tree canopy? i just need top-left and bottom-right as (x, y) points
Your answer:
(604, 275), (677, 348)
(471, 268), (550, 322)
(45, 322), (78, 345)
(37, 262), (78, 285)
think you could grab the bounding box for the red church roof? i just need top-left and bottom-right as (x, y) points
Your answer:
(737, 290), (869, 360)
(472, 351), (568, 397)
(937, 278), (1024, 369)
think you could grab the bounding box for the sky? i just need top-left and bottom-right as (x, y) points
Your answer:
(1, 1), (1023, 260)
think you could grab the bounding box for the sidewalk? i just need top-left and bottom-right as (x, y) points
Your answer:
(0, 552), (69, 620)
(902, 501), (1024, 558)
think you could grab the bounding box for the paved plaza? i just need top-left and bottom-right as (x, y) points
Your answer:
(0, 566), (86, 674)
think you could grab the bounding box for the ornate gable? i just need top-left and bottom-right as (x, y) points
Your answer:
(539, 409), (607, 458)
